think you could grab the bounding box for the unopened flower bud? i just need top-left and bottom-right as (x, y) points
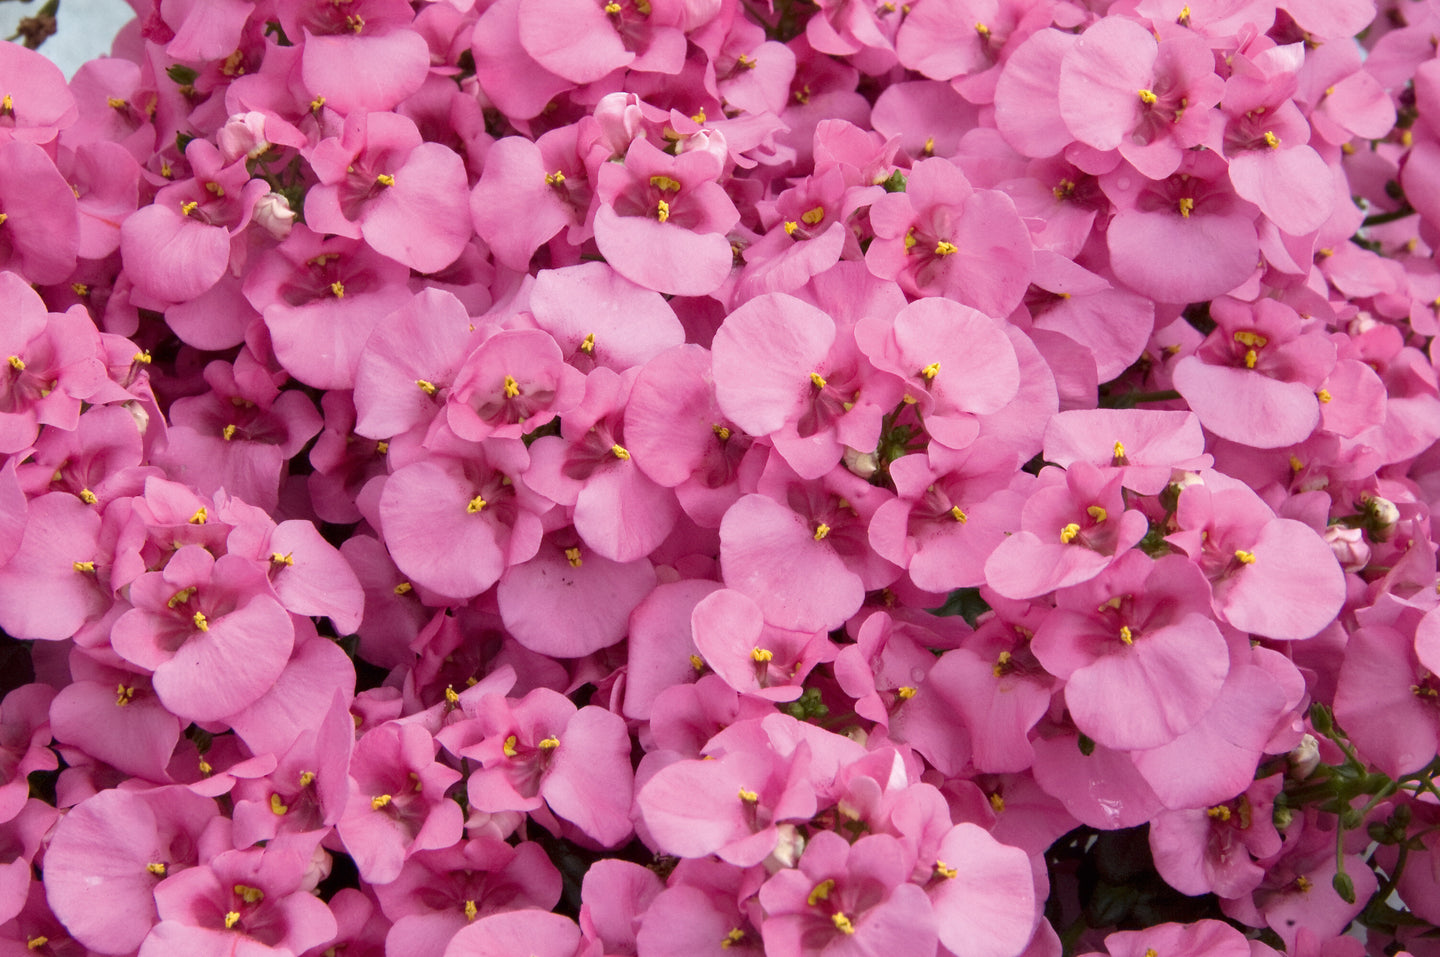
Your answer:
(678, 128), (729, 168)
(1288, 733), (1321, 779)
(1323, 525), (1371, 572)
(218, 111), (271, 163)
(1347, 312), (1380, 336)
(592, 92), (650, 158)
(765, 824), (805, 871)
(1362, 495), (1400, 541)
(254, 192), (295, 240)
(843, 446), (878, 479)
(1160, 470), (1203, 511)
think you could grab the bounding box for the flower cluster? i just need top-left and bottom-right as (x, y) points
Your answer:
(0, 0), (1437, 954)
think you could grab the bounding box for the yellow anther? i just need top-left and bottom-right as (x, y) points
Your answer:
(1402, 129), (1414, 147)
(1289, 455), (1304, 473)
(713, 424), (731, 441)
(1138, 89), (1158, 105)
(502, 375), (520, 397)
(26, 938), (47, 951)
(904, 228), (917, 250)
(1060, 522), (1081, 544)
(1145, 950), (1158, 957)
(1264, 130), (1279, 149)
(650, 175), (682, 192)
(722, 929), (746, 948)
(73, 560), (96, 573)
(934, 240), (958, 256)
(832, 913), (855, 935)
(813, 522), (831, 540)
(1177, 5), (1191, 23)
(935, 859), (959, 878)
(736, 53), (757, 70)
(784, 221), (799, 235)
(738, 787), (759, 803)
(181, 201), (198, 216)
(375, 173), (395, 187)
(205, 181), (225, 198)
(605, 1), (621, 12)
(920, 361), (940, 381)
(565, 546), (583, 567)
(464, 899), (478, 921)
(1317, 389), (1332, 403)
(1087, 505), (1108, 522)
(1178, 197), (1194, 218)
(198, 758), (213, 775)
(193, 611), (209, 631)
(299, 770), (315, 787)
(691, 109), (706, 124)
(580, 333), (595, 354)
(466, 495), (487, 514)
(116, 684), (135, 706)
(974, 21), (990, 36)
(221, 423), (238, 441)
(801, 206), (825, 225)
(950, 505), (968, 523)
(503, 735), (518, 757)
(310, 95), (326, 112)
(270, 793), (288, 815)
(73, 282), (91, 296)
(993, 650), (1013, 678)
(1233, 330), (1268, 348)
(922, 136), (935, 155)
(656, 199), (670, 222)
(1234, 550), (1256, 564)
(147, 862), (167, 876)
(1119, 625), (1133, 645)
(331, 280), (345, 298)
(371, 794), (392, 810)
(1342, 141), (1355, 154)
(690, 654), (705, 671)
(7, 356), (24, 371)
(612, 443), (631, 460)
(1206, 804), (1232, 821)
(225, 911), (241, 929)
(1244, 349), (1258, 369)
(989, 792), (1006, 813)
(538, 735), (560, 750)
(1112, 441), (1127, 465)
(896, 685), (917, 700)
(346, 13), (365, 31)
(1317, 247), (1334, 259)
(808, 879), (835, 906)
(416, 379), (438, 396)
(270, 552), (294, 567)
(545, 170), (566, 185)
(394, 581), (413, 595)
(751, 647), (774, 662)
(1295, 876), (1312, 893)
(810, 372), (828, 389)
(168, 586), (196, 608)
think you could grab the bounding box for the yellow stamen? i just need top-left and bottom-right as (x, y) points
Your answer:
(168, 586), (196, 608)
(784, 221), (799, 235)
(538, 735), (560, 750)
(904, 228), (917, 250)
(1060, 522), (1081, 544)
(198, 758), (213, 775)
(270, 552), (294, 567)
(193, 611), (209, 631)
(713, 424), (731, 441)
(331, 280), (345, 298)
(989, 792), (1005, 813)
(974, 21), (990, 36)
(1234, 330), (1268, 348)
(147, 862), (167, 876)
(736, 54), (756, 70)
(416, 379), (437, 396)
(225, 911), (241, 930)
(394, 581), (412, 595)
(922, 136), (935, 155)
(310, 96), (326, 112)
(464, 899), (478, 921)
(650, 175), (682, 192)
(801, 205), (825, 225)
(565, 546), (582, 567)
(220, 423), (237, 441)
(934, 240), (958, 256)
(950, 505), (968, 523)
(270, 793), (288, 815)
(1119, 625), (1133, 645)
(300, 770), (315, 787)
(691, 109), (706, 124)
(371, 794), (392, 810)
(897, 685), (917, 699)
(738, 787), (759, 803)
(545, 170), (566, 185)
(502, 375), (519, 397)
(74, 283), (91, 297)
(116, 684), (134, 706)
(375, 441), (389, 454)
(73, 560), (96, 573)
(181, 201), (198, 216)
(1317, 389), (1332, 403)
(466, 495), (486, 513)
(1178, 197), (1194, 218)
(1289, 455), (1304, 472)
(1234, 550), (1256, 564)
(1244, 349), (1258, 368)
(722, 929), (746, 948)
(1113, 441), (1126, 464)
(376, 173), (395, 187)
(1177, 5), (1191, 23)
(1264, 130), (1279, 149)
(751, 647), (774, 662)
(813, 522), (831, 540)
(810, 372), (828, 389)
(993, 650), (1012, 678)
(610, 444), (631, 460)
(1296, 876), (1312, 893)
(832, 913), (855, 935)
(503, 735), (518, 757)
(1087, 505), (1108, 522)
(935, 860), (959, 878)
(580, 333), (595, 354)
(920, 361), (940, 381)
(690, 654), (705, 671)
(26, 938), (46, 951)
(7, 356), (24, 371)
(1138, 89), (1158, 105)
(79, 488), (99, 505)
(1207, 804), (1232, 821)
(605, 1), (622, 12)
(808, 879), (835, 906)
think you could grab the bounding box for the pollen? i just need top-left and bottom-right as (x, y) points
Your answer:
(565, 546), (582, 567)
(1296, 875), (1312, 893)
(503, 735), (518, 757)
(147, 862), (167, 876)
(1243, 348), (1258, 368)
(1178, 197), (1195, 218)
(934, 240), (958, 256)
(974, 21), (990, 36)
(832, 913), (855, 935)
(904, 228), (917, 249)
(784, 221), (799, 235)
(951, 505), (968, 523)
(738, 787), (759, 803)
(1087, 505), (1108, 522)
(502, 375), (520, 397)
(73, 560), (96, 573)
(222, 424), (237, 441)
(7, 356), (24, 371)
(181, 201), (198, 216)
(801, 205), (825, 225)
(605, 1), (622, 11)
(462, 899), (477, 921)
(655, 199), (670, 222)
(751, 647), (774, 662)
(168, 586), (196, 608)
(713, 424), (731, 441)
(78, 487), (99, 505)
(1234, 549), (1256, 564)
(923, 136), (935, 156)
(1290, 455), (1304, 472)
(270, 793), (288, 815)
(1264, 130), (1280, 149)
(1119, 625), (1133, 645)
(193, 611), (209, 631)
(538, 735), (560, 750)
(989, 792), (1005, 813)
(1138, 89), (1158, 105)
(224, 911), (241, 930)
(466, 495), (487, 513)
(810, 372), (828, 389)
(809, 521), (831, 541)
(331, 280), (345, 298)
(300, 770), (315, 787)
(394, 581), (413, 595)
(1, 94), (13, 114)
(545, 170), (566, 186)
(1060, 522), (1081, 544)
(935, 859), (959, 878)
(1113, 441), (1126, 464)
(722, 929), (746, 948)
(376, 173), (395, 187)
(690, 654), (705, 671)
(897, 685), (917, 699)
(808, 879), (836, 906)
(993, 650), (1013, 678)
(310, 96), (326, 112)
(736, 53), (757, 69)
(1177, 4), (1191, 23)
(1317, 389), (1332, 403)
(1233, 330), (1268, 348)
(416, 379), (438, 395)
(1206, 804), (1232, 821)
(116, 684), (135, 706)
(270, 552), (294, 567)
(371, 794), (392, 810)
(580, 333), (595, 354)
(650, 175), (682, 192)
(26, 937), (46, 950)
(920, 361), (940, 380)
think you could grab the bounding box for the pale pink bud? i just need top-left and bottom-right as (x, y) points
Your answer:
(678, 128), (729, 169)
(253, 192), (295, 240)
(1288, 733), (1321, 780)
(217, 111), (271, 163)
(1323, 525), (1370, 572)
(592, 93), (649, 158)
(843, 446), (878, 479)
(765, 824), (805, 872)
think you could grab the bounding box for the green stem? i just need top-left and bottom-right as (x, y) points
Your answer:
(1362, 204), (1415, 227)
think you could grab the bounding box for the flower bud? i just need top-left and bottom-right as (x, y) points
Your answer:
(254, 192), (295, 240)
(765, 824), (805, 872)
(1362, 494), (1400, 541)
(1323, 525), (1371, 572)
(1288, 733), (1321, 779)
(218, 111), (271, 163)
(1160, 469), (1203, 511)
(592, 93), (649, 158)
(843, 446), (878, 479)
(678, 128), (729, 168)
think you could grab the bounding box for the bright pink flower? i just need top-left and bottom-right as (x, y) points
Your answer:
(443, 909), (581, 957)
(691, 587), (836, 702)
(281, 0), (431, 115)
(445, 329), (587, 445)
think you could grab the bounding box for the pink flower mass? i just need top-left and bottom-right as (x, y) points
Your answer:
(0, 1), (1438, 956)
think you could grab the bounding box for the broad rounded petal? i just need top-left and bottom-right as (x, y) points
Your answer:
(542, 707), (635, 846)
(498, 542), (656, 657)
(1228, 147), (1335, 236)
(1215, 518), (1345, 641)
(1173, 358), (1319, 449)
(1058, 18), (1155, 151)
(151, 596), (294, 722)
(995, 29), (1077, 158)
(713, 293), (834, 437)
(1108, 208), (1258, 304)
(932, 823), (1038, 957)
(445, 910), (581, 957)
(302, 29), (430, 114)
(593, 205), (733, 297)
(120, 204), (228, 303)
(378, 461), (505, 600)
(517, 0), (632, 82)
